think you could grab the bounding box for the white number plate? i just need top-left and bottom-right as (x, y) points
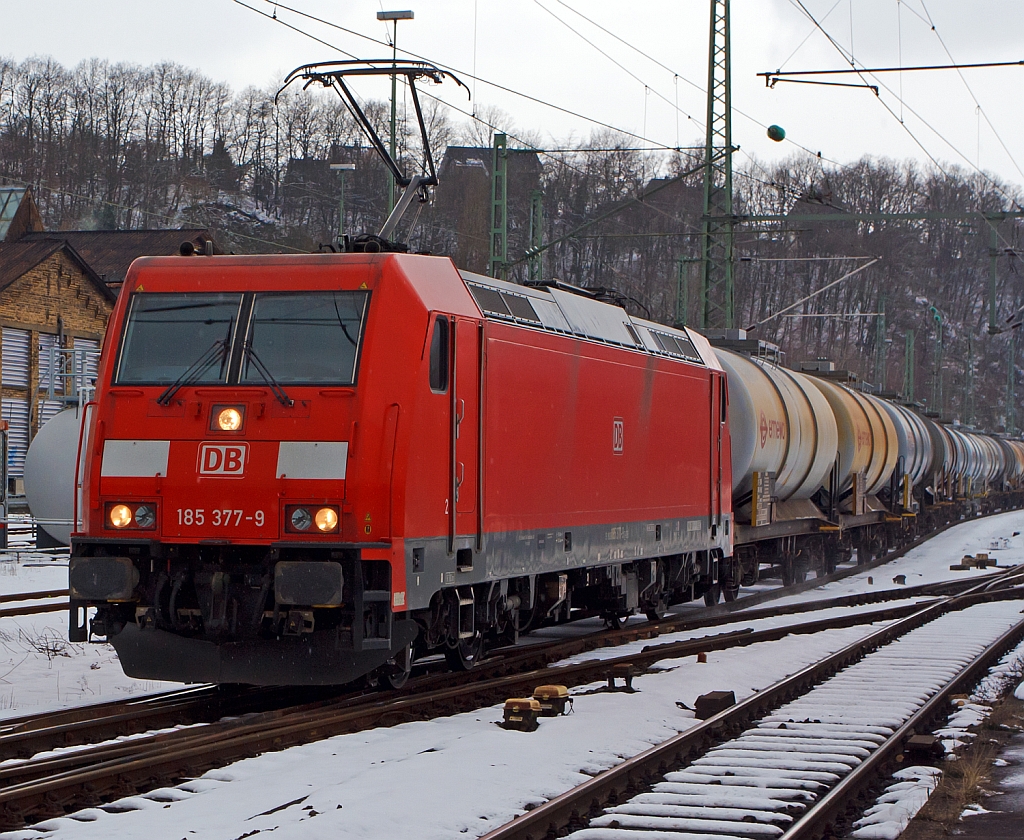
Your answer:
(177, 508), (265, 527)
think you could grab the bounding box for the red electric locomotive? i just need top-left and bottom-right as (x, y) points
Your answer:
(68, 252), (733, 685)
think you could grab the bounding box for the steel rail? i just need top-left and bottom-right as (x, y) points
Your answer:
(0, 590), (67, 605)
(0, 512), (1014, 825)
(0, 600), (930, 788)
(475, 566), (1024, 840)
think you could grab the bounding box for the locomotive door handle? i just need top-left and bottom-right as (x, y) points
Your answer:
(456, 462), (465, 501)
(455, 399), (465, 438)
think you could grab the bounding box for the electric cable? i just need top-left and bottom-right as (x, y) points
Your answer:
(918, 0), (1024, 180)
(786, 0), (1023, 214)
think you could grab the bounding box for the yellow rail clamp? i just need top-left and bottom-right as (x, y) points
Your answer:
(533, 685), (573, 716)
(501, 698), (541, 732)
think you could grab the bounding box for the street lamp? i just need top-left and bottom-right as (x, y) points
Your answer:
(329, 162), (356, 246)
(376, 10), (414, 215)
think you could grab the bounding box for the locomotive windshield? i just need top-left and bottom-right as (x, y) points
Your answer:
(115, 293), (242, 384)
(241, 291), (368, 385)
(114, 290), (368, 387)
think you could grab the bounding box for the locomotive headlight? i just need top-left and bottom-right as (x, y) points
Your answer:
(216, 407), (243, 431)
(315, 507), (339, 532)
(109, 504), (133, 529)
(134, 504), (156, 529)
(290, 507), (312, 531)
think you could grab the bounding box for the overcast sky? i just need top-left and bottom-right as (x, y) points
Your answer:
(2, 1), (1023, 194)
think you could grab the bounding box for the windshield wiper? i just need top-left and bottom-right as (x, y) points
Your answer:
(156, 340), (228, 405)
(242, 342), (293, 407)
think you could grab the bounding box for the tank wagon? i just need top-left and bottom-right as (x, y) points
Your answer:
(715, 335), (1024, 588)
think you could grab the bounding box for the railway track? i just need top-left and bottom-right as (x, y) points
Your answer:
(0, 589), (69, 619)
(0, 570), (989, 772)
(0, 576), (1021, 829)
(477, 567), (1024, 840)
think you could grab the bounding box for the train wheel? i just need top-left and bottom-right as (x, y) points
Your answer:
(722, 584), (739, 602)
(382, 643), (413, 690)
(604, 613), (624, 630)
(445, 634), (484, 671)
(703, 584), (721, 606)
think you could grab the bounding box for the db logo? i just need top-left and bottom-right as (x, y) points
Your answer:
(198, 442), (249, 476)
(612, 418), (624, 454)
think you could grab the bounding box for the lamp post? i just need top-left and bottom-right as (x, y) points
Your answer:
(329, 162), (356, 246)
(376, 10), (414, 215)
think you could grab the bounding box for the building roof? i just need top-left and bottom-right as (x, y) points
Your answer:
(439, 146), (543, 179)
(19, 229), (216, 287)
(0, 238), (116, 301)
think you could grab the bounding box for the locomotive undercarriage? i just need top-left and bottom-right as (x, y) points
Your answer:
(69, 540), (416, 685)
(412, 550), (731, 664)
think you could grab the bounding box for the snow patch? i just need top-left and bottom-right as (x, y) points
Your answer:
(850, 766), (941, 839)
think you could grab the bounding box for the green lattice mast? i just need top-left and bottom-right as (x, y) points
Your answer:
(700, 0), (734, 329)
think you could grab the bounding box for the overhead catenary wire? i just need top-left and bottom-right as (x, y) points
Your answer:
(550, 0), (851, 169)
(239, 0), (676, 151)
(918, 0), (1024, 181)
(785, 0), (1023, 215)
(231, 0), (714, 240)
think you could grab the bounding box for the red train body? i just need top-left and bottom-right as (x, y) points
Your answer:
(69, 252), (732, 685)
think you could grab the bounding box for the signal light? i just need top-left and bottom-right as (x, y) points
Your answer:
(109, 504), (133, 529)
(105, 502), (158, 530)
(214, 405), (244, 432)
(315, 507), (339, 532)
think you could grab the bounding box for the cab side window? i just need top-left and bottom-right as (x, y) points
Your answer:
(429, 316), (449, 392)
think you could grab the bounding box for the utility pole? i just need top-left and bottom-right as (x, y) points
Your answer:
(377, 10), (414, 216)
(965, 336), (976, 426)
(700, 0), (734, 329)
(1008, 332), (1017, 434)
(675, 257), (699, 328)
(489, 133), (508, 280)
(902, 330), (915, 403)
(528, 189), (543, 284)
(873, 294), (886, 389)
(329, 162), (355, 246)
(930, 306), (944, 415)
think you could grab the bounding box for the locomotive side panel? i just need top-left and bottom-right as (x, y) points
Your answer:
(478, 321), (723, 581)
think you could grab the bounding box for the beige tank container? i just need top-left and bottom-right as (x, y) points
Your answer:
(806, 379), (899, 495)
(716, 349), (838, 501)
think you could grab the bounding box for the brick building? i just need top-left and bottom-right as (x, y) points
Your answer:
(0, 187), (218, 482)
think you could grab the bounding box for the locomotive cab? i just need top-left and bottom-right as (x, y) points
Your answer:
(70, 253), (466, 685)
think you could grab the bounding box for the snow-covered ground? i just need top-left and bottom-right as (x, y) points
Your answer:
(0, 554), (179, 719)
(0, 510), (1022, 838)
